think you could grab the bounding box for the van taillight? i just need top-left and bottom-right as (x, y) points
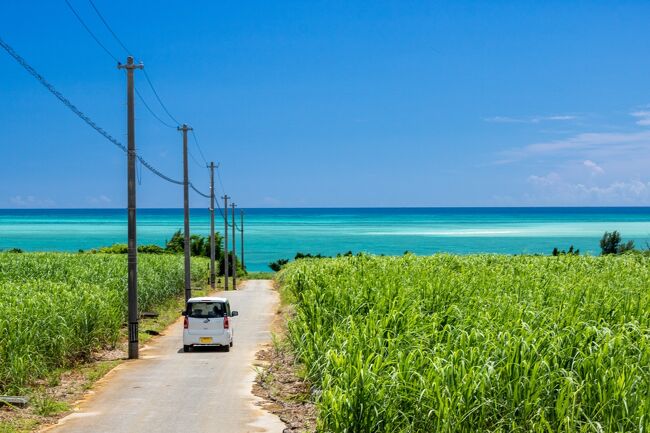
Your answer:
(223, 315), (229, 329)
(183, 316), (188, 329)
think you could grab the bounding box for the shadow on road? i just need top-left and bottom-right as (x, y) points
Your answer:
(176, 346), (231, 354)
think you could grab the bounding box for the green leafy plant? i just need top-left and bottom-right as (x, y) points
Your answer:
(279, 254), (650, 432)
(0, 252), (209, 393)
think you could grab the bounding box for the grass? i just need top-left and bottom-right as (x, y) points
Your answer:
(279, 254), (650, 432)
(245, 271), (276, 280)
(0, 418), (39, 433)
(0, 252), (209, 394)
(31, 398), (69, 417)
(80, 359), (122, 390)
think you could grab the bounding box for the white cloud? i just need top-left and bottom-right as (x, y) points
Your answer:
(543, 115), (577, 121)
(484, 116), (525, 123)
(583, 160), (604, 175)
(499, 109), (650, 163)
(9, 195), (54, 207)
(87, 195), (112, 205)
(262, 196), (281, 206)
(631, 110), (650, 126)
(496, 108), (650, 204)
(484, 114), (578, 124)
(501, 130), (650, 162)
(525, 172), (650, 205)
(527, 172), (561, 187)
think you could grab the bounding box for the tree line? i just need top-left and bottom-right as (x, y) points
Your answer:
(91, 230), (245, 276)
(552, 230), (637, 256)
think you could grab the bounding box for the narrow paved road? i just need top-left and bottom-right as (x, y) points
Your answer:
(45, 280), (285, 433)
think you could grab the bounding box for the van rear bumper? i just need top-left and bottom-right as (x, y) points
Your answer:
(183, 331), (231, 346)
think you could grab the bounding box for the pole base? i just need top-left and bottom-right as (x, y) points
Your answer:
(128, 341), (139, 359)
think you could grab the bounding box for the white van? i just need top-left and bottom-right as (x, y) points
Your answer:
(182, 297), (238, 352)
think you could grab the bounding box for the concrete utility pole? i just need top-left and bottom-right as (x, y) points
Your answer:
(222, 195), (230, 290)
(178, 124), (193, 302)
(231, 202), (237, 289)
(118, 56), (143, 360)
(240, 209), (244, 271)
(209, 162), (216, 289)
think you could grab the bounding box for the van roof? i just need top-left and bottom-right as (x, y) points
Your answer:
(187, 296), (228, 303)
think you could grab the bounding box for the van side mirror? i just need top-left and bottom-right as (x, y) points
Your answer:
(231, 311), (239, 317)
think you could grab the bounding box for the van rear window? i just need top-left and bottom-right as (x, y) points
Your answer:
(187, 302), (226, 318)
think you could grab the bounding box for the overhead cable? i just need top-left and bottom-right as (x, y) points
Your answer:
(64, 0), (118, 62)
(88, 0), (132, 55)
(0, 36), (191, 188)
(67, 0), (180, 129)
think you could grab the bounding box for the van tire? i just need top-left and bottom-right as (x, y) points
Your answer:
(230, 340), (233, 347)
(224, 344), (230, 352)
(183, 345), (191, 352)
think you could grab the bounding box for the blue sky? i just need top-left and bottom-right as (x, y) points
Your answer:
(1, 0), (650, 208)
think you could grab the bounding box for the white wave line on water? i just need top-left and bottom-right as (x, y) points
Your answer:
(364, 229), (523, 236)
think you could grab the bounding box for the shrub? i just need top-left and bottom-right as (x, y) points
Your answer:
(600, 230), (635, 255)
(219, 251), (245, 276)
(268, 258), (289, 272)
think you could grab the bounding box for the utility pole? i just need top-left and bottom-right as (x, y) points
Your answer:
(118, 56), (143, 360)
(240, 209), (245, 271)
(178, 124), (193, 302)
(209, 162), (216, 289)
(231, 202), (237, 289)
(223, 195), (230, 290)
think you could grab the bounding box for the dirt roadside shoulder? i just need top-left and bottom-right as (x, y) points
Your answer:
(252, 283), (317, 433)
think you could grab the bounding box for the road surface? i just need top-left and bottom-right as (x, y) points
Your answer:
(45, 280), (285, 433)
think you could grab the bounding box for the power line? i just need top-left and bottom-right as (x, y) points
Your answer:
(83, 1), (211, 197)
(188, 149), (203, 169)
(61, 2), (211, 198)
(213, 163), (233, 222)
(189, 183), (211, 199)
(67, 0), (180, 129)
(64, 0), (118, 62)
(190, 129), (208, 166)
(88, 0), (131, 55)
(1, 35), (125, 153)
(216, 164), (227, 195)
(11, 3), (217, 200)
(142, 68), (180, 126)
(0, 35), (209, 192)
(135, 87), (176, 128)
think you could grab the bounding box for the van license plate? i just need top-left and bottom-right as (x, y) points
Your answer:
(199, 337), (213, 344)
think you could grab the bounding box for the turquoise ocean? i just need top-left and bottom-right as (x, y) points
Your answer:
(1, 208), (650, 272)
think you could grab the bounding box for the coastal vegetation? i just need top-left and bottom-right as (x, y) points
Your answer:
(279, 254), (649, 432)
(90, 230), (245, 276)
(599, 230), (635, 255)
(551, 231), (638, 256)
(0, 252), (209, 393)
(268, 250), (354, 271)
(91, 230), (223, 259)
